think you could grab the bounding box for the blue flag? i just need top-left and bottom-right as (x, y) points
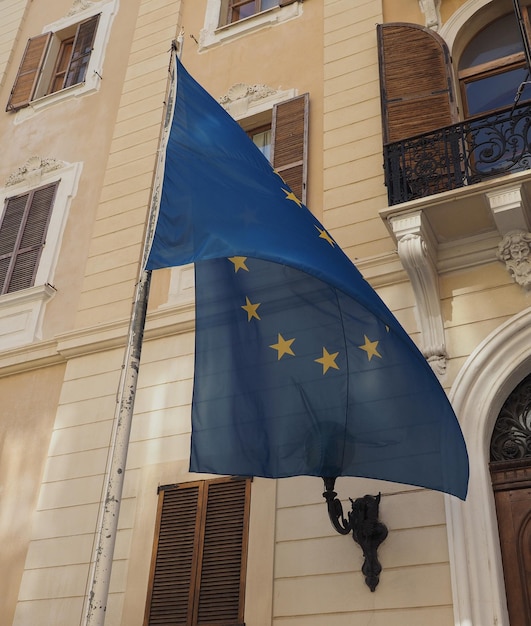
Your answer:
(147, 57), (469, 499)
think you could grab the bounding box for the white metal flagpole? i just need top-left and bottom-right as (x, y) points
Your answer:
(82, 37), (180, 626)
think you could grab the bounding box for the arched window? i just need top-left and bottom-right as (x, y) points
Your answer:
(458, 10), (531, 116)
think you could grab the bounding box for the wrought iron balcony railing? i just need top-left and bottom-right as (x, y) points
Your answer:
(384, 103), (531, 206)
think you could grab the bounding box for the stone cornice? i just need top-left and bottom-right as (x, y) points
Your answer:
(0, 302), (195, 378)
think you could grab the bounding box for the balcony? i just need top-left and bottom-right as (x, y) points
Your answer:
(384, 103), (531, 206)
(379, 104), (531, 377)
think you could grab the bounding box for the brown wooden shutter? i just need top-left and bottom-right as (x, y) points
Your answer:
(6, 33), (52, 111)
(377, 23), (458, 143)
(145, 478), (250, 626)
(194, 479), (249, 625)
(65, 14), (100, 88)
(144, 484), (201, 626)
(0, 182), (58, 294)
(271, 93), (309, 204)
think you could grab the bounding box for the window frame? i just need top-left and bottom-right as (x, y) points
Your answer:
(6, 0), (117, 116)
(200, 0), (302, 50)
(457, 8), (531, 118)
(222, 0), (280, 26)
(0, 159), (81, 349)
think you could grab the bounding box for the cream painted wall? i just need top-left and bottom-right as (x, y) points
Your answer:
(0, 0), (29, 92)
(0, 365), (65, 626)
(3, 0), (531, 625)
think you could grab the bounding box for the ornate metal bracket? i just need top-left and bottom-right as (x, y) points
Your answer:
(322, 477), (388, 591)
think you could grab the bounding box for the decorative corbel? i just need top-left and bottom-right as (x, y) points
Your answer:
(486, 184), (531, 235)
(419, 0), (442, 31)
(389, 211), (447, 375)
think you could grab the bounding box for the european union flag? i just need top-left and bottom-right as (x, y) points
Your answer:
(147, 57), (469, 499)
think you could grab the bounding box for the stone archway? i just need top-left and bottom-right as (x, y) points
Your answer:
(489, 373), (531, 626)
(446, 307), (531, 626)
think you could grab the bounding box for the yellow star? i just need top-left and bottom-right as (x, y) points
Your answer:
(228, 256), (249, 272)
(359, 335), (382, 361)
(269, 333), (296, 360)
(283, 188), (303, 207)
(241, 296), (261, 321)
(315, 347), (340, 374)
(315, 225), (335, 247)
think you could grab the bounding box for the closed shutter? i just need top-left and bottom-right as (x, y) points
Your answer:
(271, 93), (309, 204)
(6, 33), (52, 111)
(145, 478), (250, 626)
(195, 479), (249, 625)
(0, 182), (58, 294)
(377, 23), (458, 143)
(65, 14), (100, 88)
(145, 484), (201, 625)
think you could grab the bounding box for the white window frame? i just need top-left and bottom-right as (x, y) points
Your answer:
(13, 0), (118, 123)
(0, 159), (82, 349)
(200, 0), (302, 50)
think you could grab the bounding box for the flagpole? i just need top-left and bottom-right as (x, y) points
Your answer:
(82, 38), (180, 626)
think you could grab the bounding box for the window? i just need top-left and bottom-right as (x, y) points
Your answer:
(166, 91), (308, 306)
(0, 158), (81, 349)
(377, 8), (531, 140)
(6, 15), (99, 111)
(0, 183), (58, 294)
(221, 0), (278, 25)
(144, 477), (251, 626)
(458, 10), (531, 116)
(201, 0), (302, 49)
(5, 0), (117, 115)
(249, 125), (272, 160)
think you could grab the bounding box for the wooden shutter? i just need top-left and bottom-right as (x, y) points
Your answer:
(194, 479), (250, 625)
(6, 33), (52, 111)
(65, 14), (100, 88)
(271, 93), (309, 204)
(0, 182), (58, 294)
(377, 23), (458, 143)
(145, 478), (250, 626)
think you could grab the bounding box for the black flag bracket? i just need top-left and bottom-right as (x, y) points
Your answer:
(322, 477), (388, 591)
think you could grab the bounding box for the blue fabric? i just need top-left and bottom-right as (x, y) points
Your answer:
(147, 58), (469, 499)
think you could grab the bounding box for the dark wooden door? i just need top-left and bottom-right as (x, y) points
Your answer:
(490, 460), (531, 626)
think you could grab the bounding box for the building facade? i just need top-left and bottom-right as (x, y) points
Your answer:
(1, 0), (530, 624)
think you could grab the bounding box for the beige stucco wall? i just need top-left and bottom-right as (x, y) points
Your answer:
(0, 364), (65, 626)
(2, 0), (531, 625)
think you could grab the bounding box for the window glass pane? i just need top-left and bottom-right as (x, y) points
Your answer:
(465, 66), (531, 115)
(261, 0), (279, 10)
(252, 129), (271, 161)
(231, 0), (256, 21)
(459, 13), (523, 70)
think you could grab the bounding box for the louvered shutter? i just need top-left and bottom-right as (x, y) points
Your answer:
(0, 182), (57, 294)
(6, 33), (52, 111)
(377, 23), (458, 143)
(65, 14), (100, 88)
(145, 484), (201, 625)
(145, 478), (250, 626)
(194, 479), (249, 625)
(271, 93), (309, 204)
